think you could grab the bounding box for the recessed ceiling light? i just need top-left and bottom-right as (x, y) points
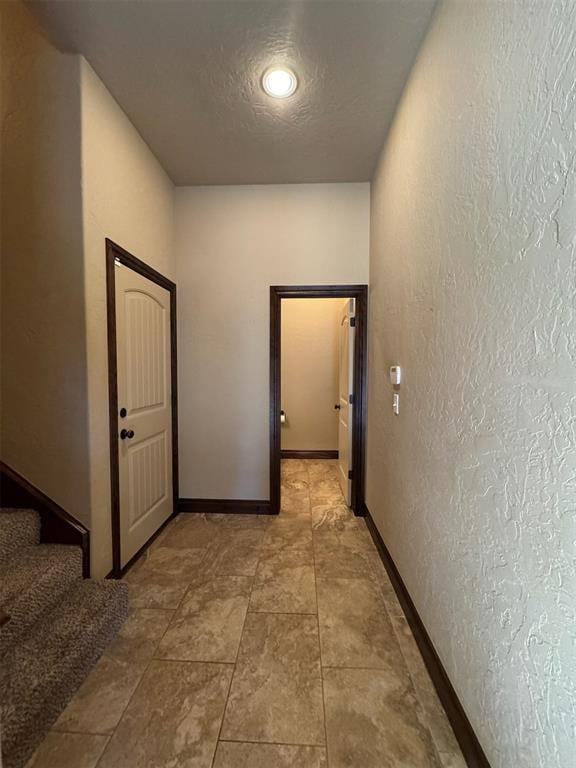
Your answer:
(262, 67), (298, 99)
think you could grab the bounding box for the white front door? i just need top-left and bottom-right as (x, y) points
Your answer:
(337, 299), (355, 504)
(115, 262), (173, 567)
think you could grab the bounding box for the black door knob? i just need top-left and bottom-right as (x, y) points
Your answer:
(120, 429), (135, 440)
(334, 404), (341, 410)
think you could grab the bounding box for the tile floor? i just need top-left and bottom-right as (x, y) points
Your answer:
(26, 460), (466, 768)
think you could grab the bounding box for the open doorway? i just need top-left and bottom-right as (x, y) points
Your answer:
(269, 285), (368, 516)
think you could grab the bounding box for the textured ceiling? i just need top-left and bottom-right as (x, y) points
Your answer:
(28, 0), (436, 185)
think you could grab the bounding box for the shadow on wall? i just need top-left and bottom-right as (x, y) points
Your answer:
(0, 1), (91, 526)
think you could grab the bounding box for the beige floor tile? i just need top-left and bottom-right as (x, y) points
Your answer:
(250, 548), (316, 613)
(309, 476), (340, 488)
(261, 518), (313, 554)
(53, 609), (173, 735)
(124, 570), (189, 609)
(209, 513), (270, 529)
(324, 667), (441, 768)
(213, 742), (327, 768)
(313, 526), (375, 552)
(439, 751), (468, 768)
(309, 491), (345, 507)
(308, 476), (346, 506)
(221, 613), (324, 745)
(279, 509), (312, 522)
(370, 556), (405, 616)
(205, 529), (264, 576)
(317, 577), (405, 669)
(97, 661), (233, 768)
(314, 533), (377, 579)
(134, 545), (207, 579)
(280, 478), (309, 491)
(311, 503), (363, 532)
(158, 516), (223, 548)
(38, 460), (462, 768)
(124, 540), (206, 609)
(306, 460), (339, 479)
(309, 477), (344, 494)
(160, 513), (268, 545)
(282, 475), (310, 492)
(156, 575), (252, 662)
(281, 488), (311, 515)
(123, 546), (205, 609)
(390, 614), (462, 755)
(280, 472), (310, 488)
(25, 732), (109, 768)
(146, 515), (182, 550)
(281, 459), (309, 477)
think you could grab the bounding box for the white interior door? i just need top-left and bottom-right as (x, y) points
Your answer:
(115, 261), (173, 567)
(337, 299), (355, 504)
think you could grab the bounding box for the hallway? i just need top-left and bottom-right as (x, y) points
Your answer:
(2, 1), (572, 765)
(27, 461), (465, 768)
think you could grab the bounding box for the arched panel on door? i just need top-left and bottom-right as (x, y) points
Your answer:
(106, 239), (178, 576)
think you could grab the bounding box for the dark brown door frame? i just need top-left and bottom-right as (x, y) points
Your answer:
(270, 284), (368, 516)
(105, 239), (178, 578)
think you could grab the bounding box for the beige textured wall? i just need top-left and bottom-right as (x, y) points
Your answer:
(176, 184), (369, 500)
(81, 60), (175, 577)
(281, 298), (343, 452)
(0, 1), (90, 525)
(0, 3), (175, 578)
(367, 1), (576, 766)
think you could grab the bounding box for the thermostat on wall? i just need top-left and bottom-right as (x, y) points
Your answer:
(389, 366), (401, 386)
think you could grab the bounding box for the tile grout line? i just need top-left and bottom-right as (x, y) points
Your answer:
(312, 460), (443, 765)
(384, 600), (449, 767)
(308, 462), (331, 765)
(149, 657), (237, 666)
(310, 469), (455, 767)
(322, 663), (414, 672)
(47, 728), (113, 739)
(247, 609), (318, 615)
(217, 736), (326, 748)
(101, 515), (266, 767)
(93, 559), (205, 768)
(212, 461), (330, 762)
(213, 463), (313, 762)
(89, 462), (391, 768)
(346, 520), (451, 761)
(43, 732), (112, 767)
(209, 539), (262, 766)
(92, 638), (159, 767)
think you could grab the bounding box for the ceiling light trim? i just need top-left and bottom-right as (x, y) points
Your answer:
(261, 67), (299, 99)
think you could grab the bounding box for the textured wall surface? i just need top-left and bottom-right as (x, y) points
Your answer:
(0, 1), (90, 525)
(81, 60), (175, 577)
(176, 184), (369, 500)
(281, 298), (343, 452)
(367, 1), (576, 766)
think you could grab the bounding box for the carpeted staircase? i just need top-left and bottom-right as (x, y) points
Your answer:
(0, 508), (129, 768)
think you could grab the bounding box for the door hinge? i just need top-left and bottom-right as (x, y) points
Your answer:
(348, 469), (354, 480)
(349, 393), (354, 405)
(350, 316), (356, 327)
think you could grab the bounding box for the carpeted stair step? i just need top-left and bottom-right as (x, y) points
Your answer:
(0, 544), (83, 657)
(0, 579), (129, 768)
(0, 510), (40, 567)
